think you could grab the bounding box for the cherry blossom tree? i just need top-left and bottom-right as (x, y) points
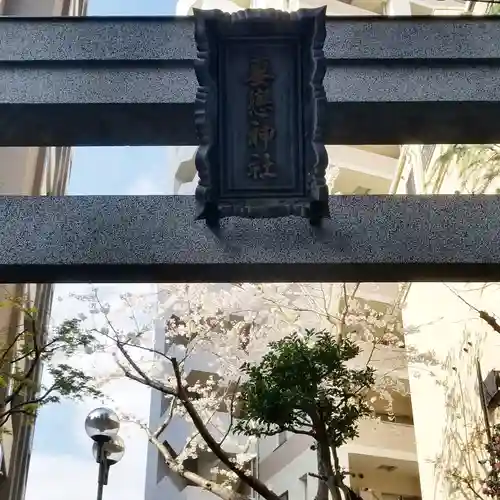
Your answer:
(67, 282), (427, 500)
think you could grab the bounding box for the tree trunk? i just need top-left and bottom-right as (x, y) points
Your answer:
(314, 445), (331, 500)
(331, 446), (357, 500)
(313, 415), (342, 500)
(319, 441), (343, 500)
(312, 413), (361, 500)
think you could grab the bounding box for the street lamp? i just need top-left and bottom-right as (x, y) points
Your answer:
(85, 407), (125, 500)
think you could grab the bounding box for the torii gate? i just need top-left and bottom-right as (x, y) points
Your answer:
(0, 13), (499, 284)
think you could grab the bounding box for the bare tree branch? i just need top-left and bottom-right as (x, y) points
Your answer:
(218, 378), (241, 446)
(153, 396), (177, 439)
(146, 425), (249, 500)
(171, 357), (281, 500)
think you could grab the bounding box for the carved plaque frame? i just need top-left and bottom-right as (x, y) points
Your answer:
(194, 7), (329, 226)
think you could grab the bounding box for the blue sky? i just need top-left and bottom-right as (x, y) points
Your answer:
(87, 0), (174, 15)
(25, 1), (177, 499)
(68, 146), (172, 195)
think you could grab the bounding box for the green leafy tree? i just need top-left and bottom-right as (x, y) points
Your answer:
(0, 296), (102, 430)
(235, 329), (375, 500)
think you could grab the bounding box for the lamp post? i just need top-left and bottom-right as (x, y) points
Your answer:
(85, 407), (125, 500)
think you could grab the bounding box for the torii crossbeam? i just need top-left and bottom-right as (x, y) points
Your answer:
(1, 16), (500, 146)
(1, 15), (500, 283)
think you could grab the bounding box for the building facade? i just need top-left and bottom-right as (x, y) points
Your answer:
(0, 2), (87, 500)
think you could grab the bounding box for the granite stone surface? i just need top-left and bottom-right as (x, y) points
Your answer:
(0, 195), (497, 283)
(1, 16), (500, 145)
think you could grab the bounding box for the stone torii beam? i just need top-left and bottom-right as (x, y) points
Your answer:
(1, 15), (500, 146)
(1, 196), (499, 283)
(0, 14), (500, 284)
